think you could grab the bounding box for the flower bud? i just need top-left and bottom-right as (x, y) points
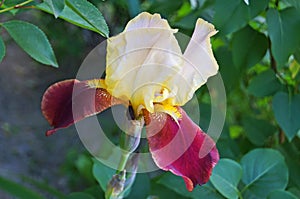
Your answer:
(105, 170), (126, 199)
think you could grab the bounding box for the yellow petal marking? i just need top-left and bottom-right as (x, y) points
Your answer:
(86, 79), (107, 89)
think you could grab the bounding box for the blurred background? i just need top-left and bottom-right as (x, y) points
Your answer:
(1, 0), (300, 198)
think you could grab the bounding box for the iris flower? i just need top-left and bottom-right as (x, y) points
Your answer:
(41, 12), (219, 191)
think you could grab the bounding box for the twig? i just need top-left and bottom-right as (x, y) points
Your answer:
(14, 5), (34, 9)
(268, 37), (290, 86)
(279, 129), (285, 144)
(268, 37), (288, 144)
(0, 0), (33, 14)
(268, 37), (277, 73)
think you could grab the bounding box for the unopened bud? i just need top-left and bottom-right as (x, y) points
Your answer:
(105, 170), (126, 199)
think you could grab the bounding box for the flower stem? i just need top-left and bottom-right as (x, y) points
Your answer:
(117, 119), (143, 172)
(105, 119), (143, 199)
(0, 0), (33, 14)
(117, 152), (130, 172)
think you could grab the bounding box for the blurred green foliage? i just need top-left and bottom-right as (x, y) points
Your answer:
(1, 0), (300, 198)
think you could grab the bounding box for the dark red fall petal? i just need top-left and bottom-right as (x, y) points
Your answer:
(144, 107), (219, 191)
(41, 79), (124, 136)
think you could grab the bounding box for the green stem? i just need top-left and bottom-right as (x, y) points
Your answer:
(106, 119), (143, 199)
(0, 0), (33, 14)
(117, 152), (130, 172)
(117, 119), (143, 172)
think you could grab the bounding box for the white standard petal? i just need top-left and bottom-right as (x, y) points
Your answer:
(105, 12), (183, 114)
(170, 18), (219, 105)
(124, 12), (173, 31)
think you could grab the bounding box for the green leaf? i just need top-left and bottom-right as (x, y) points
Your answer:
(174, 0), (215, 30)
(241, 149), (289, 199)
(36, 2), (96, 34)
(0, 175), (44, 199)
(232, 26), (268, 69)
(278, 142), (300, 189)
(44, 0), (65, 18)
(210, 159), (242, 199)
(92, 159), (116, 192)
(150, 180), (188, 199)
(267, 190), (298, 199)
(215, 46), (240, 91)
(36, 1), (109, 37)
(288, 187), (300, 198)
(157, 172), (223, 199)
(214, 0), (269, 35)
(2, 20), (58, 67)
(272, 92), (300, 141)
(83, 186), (105, 199)
(267, 8), (300, 68)
(127, 174), (150, 199)
(126, 0), (141, 17)
(0, 36), (5, 62)
(216, 126), (240, 159)
(67, 192), (95, 199)
(66, 0), (109, 37)
(75, 154), (94, 183)
(283, 0), (300, 9)
(247, 69), (282, 97)
(294, 47), (300, 63)
(290, 59), (300, 79)
(148, 0), (183, 17)
(242, 116), (277, 146)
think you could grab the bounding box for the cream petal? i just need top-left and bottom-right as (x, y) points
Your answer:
(105, 13), (219, 114)
(105, 12), (183, 114)
(171, 18), (219, 105)
(124, 12), (173, 31)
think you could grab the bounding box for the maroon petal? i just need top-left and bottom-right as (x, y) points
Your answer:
(41, 79), (124, 136)
(144, 107), (219, 191)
